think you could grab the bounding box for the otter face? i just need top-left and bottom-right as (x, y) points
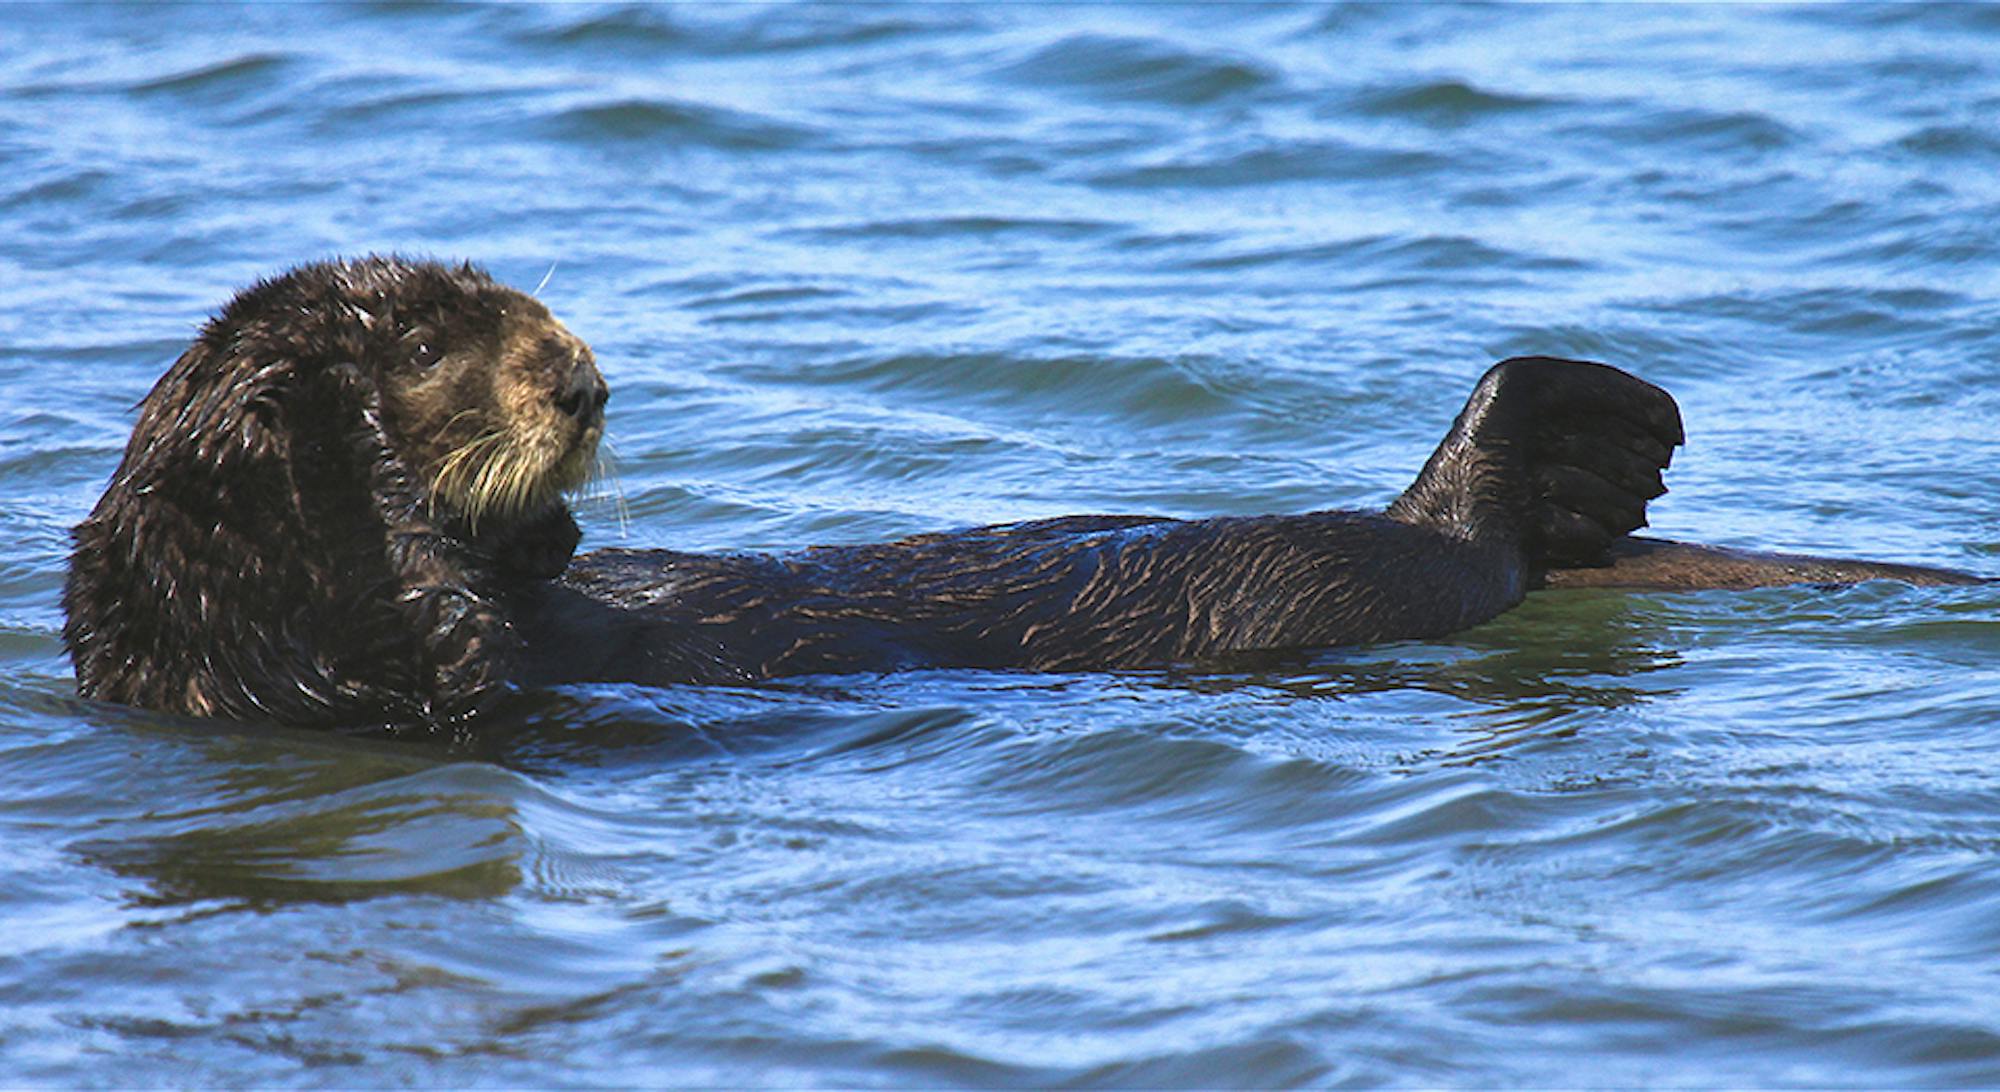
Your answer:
(377, 288), (608, 529)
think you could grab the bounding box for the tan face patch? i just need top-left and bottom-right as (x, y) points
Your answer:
(383, 290), (605, 529)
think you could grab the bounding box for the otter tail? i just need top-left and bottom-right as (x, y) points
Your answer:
(1387, 356), (1684, 569)
(1540, 536), (1993, 589)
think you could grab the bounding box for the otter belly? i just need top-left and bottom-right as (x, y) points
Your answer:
(514, 512), (1530, 687)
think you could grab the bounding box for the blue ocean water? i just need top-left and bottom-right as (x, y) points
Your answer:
(2, 4), (1998, 1086)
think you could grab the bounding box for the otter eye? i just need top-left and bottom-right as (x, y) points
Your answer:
(411, 341), (441, 369)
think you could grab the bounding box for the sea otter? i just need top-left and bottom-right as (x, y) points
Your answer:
(62, 257), (1986, 728)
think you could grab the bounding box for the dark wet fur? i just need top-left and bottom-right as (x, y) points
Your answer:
(63, 258), (1976, 729)
(520, 515), (1518, 686)
(63, 258), (589, 725)
(517, 359), (1686, 689)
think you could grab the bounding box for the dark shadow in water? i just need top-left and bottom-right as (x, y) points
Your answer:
(76, 805), (525, 912)
(17, 691), (518, 911)
(65, 724), (525, 910)
(49, 678), (916, 912)
(1159, 587), (1687, 758)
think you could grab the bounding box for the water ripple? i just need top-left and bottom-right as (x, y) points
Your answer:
(1351, 79), (1563, 127)
(1089, 137), (1453, 189)
(128, 53), (293, 100)
(4, 2), (2000, 1086)
(547, 97), (821, 152)
(994, 32), (1278, 107)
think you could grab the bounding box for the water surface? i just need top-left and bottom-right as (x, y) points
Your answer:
(2, 5), (1997, 1086)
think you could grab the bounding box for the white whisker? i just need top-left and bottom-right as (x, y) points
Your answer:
(579, 440), (629, 536)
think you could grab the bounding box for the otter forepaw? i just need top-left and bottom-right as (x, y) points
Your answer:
(491, 507), (582, 580)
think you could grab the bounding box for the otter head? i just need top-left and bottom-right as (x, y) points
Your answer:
(371, 282), (607, 533)
(63, 256), (606, 727)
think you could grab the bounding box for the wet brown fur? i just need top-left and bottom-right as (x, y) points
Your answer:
(62, 257), (1984, 728)
(1540, 537), (1985, 589)
(63, 257), (604, 724)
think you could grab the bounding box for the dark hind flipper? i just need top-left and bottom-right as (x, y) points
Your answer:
(1386, 356), (1684, 568)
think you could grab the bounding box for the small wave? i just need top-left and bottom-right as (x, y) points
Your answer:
(993, 32), (1277, 107)
(0, 169), (114, 212)
(1088, 138), (1452, 188)
(1179, 234), (1588, 275)
(674, 283), (863, 327)
(128, 53), (291, 99)
(683, 285), (852, 311)
(1785, 3), (2000, 33)
(1647, 287), (1964, 342)
(517, 5), (950, 58)
(961, 724), (1378, 839)
(1566, 106), (1800, 158)
(784, 216), (1119, 243)
(517, 5), (691, 51)
(546, 98), (820, 152)
(1891, 125), (2000, 162)
(746, 350), (1239, 426)
(1076, 1040), (1333, 1088)
(1828, 228), (2000, 272)
(320, 86), (540, 132)
(1339, 776), (1538, 846)
(1351, 79), (1561, 127)
(698, 11), (953, 56)
(798, 705), (995, 771)
(63, 761), (601, 906)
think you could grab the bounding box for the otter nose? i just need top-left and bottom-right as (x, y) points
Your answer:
(555, 363), (609, 422)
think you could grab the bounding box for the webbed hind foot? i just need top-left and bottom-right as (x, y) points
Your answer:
(1388, 356), (1684, 569)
